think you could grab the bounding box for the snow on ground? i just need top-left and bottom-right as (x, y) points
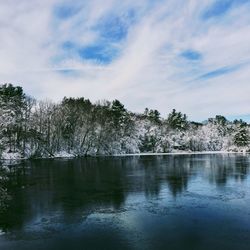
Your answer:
(0, 150), (247, 160)
(113, 151), (243, 157)
(1, 151), (23, 160)
(53, 151), (75, 158)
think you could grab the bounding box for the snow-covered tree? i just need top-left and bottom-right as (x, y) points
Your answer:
(1, 83), (249, 159)
(234, 124), (249, 147)
(166, 109), (188, 131)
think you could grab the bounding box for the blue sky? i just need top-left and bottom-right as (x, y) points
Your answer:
(0, 0), (250, 121)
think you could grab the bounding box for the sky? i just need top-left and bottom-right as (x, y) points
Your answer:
(0, 0), (250, 121)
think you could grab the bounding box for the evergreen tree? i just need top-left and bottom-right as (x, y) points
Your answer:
(166, 109), (188, 130)
(234, 125), (249, 147)
(0, 83), (26, 152)
(215, 115), (227, 126)
(148, 109), (161, 124)
(111, 99), (127, 129)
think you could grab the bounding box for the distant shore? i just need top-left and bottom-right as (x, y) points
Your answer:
(114, 151), (248, 156)
(1, 150), (249, 161)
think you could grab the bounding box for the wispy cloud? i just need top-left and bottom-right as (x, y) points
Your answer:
(0, 0), (250, 121)
(199, 64), (243, 79)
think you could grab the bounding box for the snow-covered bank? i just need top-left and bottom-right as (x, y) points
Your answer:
(1, 84), (250, 160)
(1, 152), (23, 160)
(1, 150), (249, 161)
(113, 151), (247, 157)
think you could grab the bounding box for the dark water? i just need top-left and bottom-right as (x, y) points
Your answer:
(0, 154), (250, 250)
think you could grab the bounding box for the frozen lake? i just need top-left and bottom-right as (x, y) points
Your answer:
(0, 154), (250, 250)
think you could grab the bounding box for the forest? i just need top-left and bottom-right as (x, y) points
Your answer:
(0, 83), (249, 159)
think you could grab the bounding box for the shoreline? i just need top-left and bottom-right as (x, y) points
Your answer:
(113, 151), (247, 156)
(1, 150), (249, 161)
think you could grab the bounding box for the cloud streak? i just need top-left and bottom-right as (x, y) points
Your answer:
(0, 0), (250, 121)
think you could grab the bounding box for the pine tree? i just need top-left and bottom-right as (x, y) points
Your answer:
(0, 83), (26, 153)
(148, 109), (161, 124)
(234, 125), (249, 147)
(166, 109), (188, 130)
(111, 100), (126, 126)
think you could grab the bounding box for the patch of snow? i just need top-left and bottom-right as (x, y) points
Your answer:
(1, 151), (22, 160)
(54, 151), (75, 158)
(113, 151), (241, 157)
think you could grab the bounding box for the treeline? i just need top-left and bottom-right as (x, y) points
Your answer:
(0, 83), (249, 159)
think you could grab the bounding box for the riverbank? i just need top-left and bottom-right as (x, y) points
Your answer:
(114, 150), (249, 156)
(1, 148), (249, 161)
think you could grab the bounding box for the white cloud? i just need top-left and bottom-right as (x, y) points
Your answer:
(0, 0), (250, 121)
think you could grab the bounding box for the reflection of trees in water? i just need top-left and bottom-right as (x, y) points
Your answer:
(139, 154), (250, 197)
(0, 163), (12, 212)
(139, 156), (162, 197)
(0, 155), (249, 232)
(54, 158), (128, 211)
(165, 156), (192, 197)
(234, 156), (249, 181)
(0, 161), (25, 231)
(206, 154), (250, 186)
(0, 162), (13, 233)
(136, 155), (193, 197)
(0, 158), (132, 231)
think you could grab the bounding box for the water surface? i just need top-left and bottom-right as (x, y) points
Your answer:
(0, 154), (250, 250)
